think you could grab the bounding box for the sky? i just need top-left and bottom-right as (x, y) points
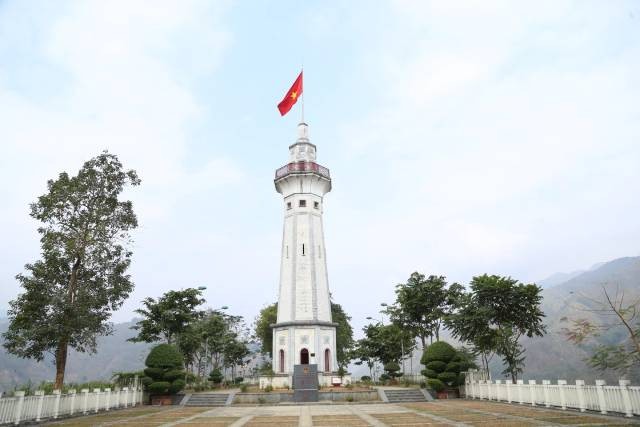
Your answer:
(1, 0), (639, 338)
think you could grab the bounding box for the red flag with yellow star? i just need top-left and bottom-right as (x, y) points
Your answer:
(278, 71), (303, 116)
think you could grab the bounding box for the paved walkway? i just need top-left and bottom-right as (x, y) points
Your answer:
(46, 400), (640, 426)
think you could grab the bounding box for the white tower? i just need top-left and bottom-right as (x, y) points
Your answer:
(271, 122), (338, 382)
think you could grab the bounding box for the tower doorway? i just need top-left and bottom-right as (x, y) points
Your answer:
(300, 348), (309, 364)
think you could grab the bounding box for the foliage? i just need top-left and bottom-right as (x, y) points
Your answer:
(209, 368), (223, 384)
(331, 301), (355, 370)
(437, 371), (457, 385)
(2, 152), (140, 388)
(254, 303), (277, 357)
(240, 384), (248, 392)
(129, 287), (206, 345)
(561, 285), (640, 375)
(386, 273), (464, 347)
(360, 375), (371, 382)
(446, 274), (546, 383)
(144, 344), (185, 395)
(425, 361), (447, 373)
(264, 385), (273, 393)
(383, 361), (402, 379)
(421, 341), (456, 365)
(426, 378), (445, 392)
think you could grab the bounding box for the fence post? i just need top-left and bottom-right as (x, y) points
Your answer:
(494, 380), (501, 402)
(575, 380), (585, 412)
(94, 388), (101, 413)
(82, 389), (89, 415)
(105, 388), (111, 411)
(542, 380), (551, 408)
(619, 380), (633, 418)
(517, 379), (524, 404)
(529, 380), (536, 406)
(595, 380), (607, 414)
(69, 389), (76, 415)
(506, 380), (512, 403)
(35, 390), (45, 422)
(478, 381), (484, 400)
(13, 391), (25, 426)
(53, 389), (61, 419)
(123, 387), (129, 408)
(558, 380), (567, 409)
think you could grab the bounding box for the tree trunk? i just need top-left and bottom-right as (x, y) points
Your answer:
(55, 338), (69, 389)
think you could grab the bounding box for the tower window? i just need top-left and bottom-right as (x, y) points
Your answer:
(314, 201), (319, 209)
(302, 244), (305, 256)
(299, 200), (306, 207)
(286, 202), (291, 210)
(286, 245), (289, 259)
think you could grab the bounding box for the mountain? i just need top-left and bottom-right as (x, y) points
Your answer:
(491, 256), (640, 383)
(0, 320), (152, 391)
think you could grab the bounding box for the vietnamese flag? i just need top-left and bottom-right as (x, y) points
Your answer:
(278, 71), (303, 116)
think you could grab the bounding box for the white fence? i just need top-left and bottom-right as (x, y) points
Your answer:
(463, 379), (640, 418)
(0, 387), (143, 425)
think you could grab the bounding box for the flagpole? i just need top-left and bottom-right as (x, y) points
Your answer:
(301, 66), (305, 123)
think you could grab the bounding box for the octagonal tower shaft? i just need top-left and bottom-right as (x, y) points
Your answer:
(272, 122), (337, 375)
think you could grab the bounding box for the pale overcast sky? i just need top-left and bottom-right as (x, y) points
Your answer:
(1, 1), (639, 336)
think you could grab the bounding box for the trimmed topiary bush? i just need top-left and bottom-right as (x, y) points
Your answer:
(148, 381), (170, 394)
(437, 371), (458, 385)
(144, 344), (186, 395)
(421, 341), (456, 365)
(425, 361), (447, 373)
(426, 378), (445, 392)
(383, 361), (402, 379)
(421, 369), (437, 379)
(209, 368), (223, 384)
(446, 362), (461, 373)
(360, 375), (371, 382)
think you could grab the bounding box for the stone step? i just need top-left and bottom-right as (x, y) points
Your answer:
(383, 389), (429, 403)
(184, 393), (230, 406)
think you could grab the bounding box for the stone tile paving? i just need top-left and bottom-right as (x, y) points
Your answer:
(45, 400), (640, 426)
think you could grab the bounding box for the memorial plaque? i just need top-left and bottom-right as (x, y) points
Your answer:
(293, 364), (318, 402)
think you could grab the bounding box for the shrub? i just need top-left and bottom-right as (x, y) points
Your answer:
(421, 369), (437, 378)
(240, 384), (248, 393)
(360, 375), (371, 382)
(234, 377), (244, 384)
(258, 397), (266, 404)
(379, 373), (390, 382)
(144, 367), (165, 379)
(164, 369), (184, 382)
(345, 396), (354, 402)
(148, 381), (170, 394)
(437, 372), (457, 385)
(425, 361), (447, 373)
(264, 385), (273, 393)
(446, 362), (461, 373)
(456, 372), (466, 386)
(145, 344), (184, 369)
(169, 379), (186, 394)
(419, 381), (427, 389)
(208, 369), (223, 384)
(383, 361), (402, 378)
(143, 344), (185, 395)
(421, 341), (456, 365)
(426, 378), (445, 392)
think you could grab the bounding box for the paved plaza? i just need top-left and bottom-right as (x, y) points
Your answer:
(45, 400), (640, 426)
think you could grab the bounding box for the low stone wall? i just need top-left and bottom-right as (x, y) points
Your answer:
(232, 390), (379, 404)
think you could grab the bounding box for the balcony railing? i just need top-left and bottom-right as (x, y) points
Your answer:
(275, 162), (330, 180)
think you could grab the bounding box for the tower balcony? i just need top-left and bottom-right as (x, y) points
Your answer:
(275, 161), (331, 180)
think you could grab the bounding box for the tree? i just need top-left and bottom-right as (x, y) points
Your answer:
(129, 287), (206, 345)
(331, 301), (355, 370)
(562, 285), (640, 375)
(254, 303), (277, 357)
(2, 152), (140, 389)
(388, 273), (463, 348)
(447, 274), (546, 383)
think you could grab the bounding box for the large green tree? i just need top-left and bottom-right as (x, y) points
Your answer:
(3, 152), (140, 389)
(254, 303), (278, 357)
(447, 274), (546, 383)
(129, 287), (206, 345)
(387, 273), (463, 347)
